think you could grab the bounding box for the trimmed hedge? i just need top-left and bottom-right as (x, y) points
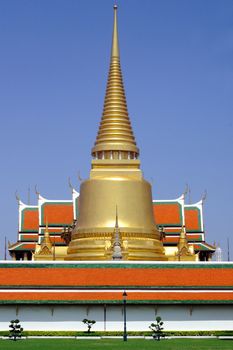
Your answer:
(0, 330), (233, 337)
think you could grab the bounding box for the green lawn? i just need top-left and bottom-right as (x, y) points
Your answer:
(0, 339), (232, 350)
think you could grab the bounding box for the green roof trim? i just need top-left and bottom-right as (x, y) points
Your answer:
(14, 245), (35, 251)
(1, 285), (232, 290)
(194, 243), (215, 252)
(0, 262), (232, 269)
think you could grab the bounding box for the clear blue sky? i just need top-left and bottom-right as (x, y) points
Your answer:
(0, 0), (232, 259)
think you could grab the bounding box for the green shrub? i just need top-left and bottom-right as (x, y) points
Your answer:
(0, 329), (232, 337)
(82, 319), (96, 333)
(9, 319), (23, 341)
(149, 316), (165, 341)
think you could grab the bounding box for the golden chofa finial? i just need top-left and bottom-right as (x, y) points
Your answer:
(91, 4), (139, 159)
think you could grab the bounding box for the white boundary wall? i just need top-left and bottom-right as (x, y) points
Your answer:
(0, 304), (232, 331)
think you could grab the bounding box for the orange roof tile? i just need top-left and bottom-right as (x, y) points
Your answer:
(20, 234), (38, 242)
(185, 207), (201, 232)
(41, 203), (73, 226)
(41, 228), (64, 233)
(153, 202), (182, 226)
(163, 234), (202, 244)
(0, 291), (232, 303)
(0, 266), (232, 287)
(163, 228), (181, 233)
(21, 208), (39, 232)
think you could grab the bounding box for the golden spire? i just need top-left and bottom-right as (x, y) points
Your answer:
(115, 205), (119, 228)
(176, 226), (195, 260)
(34, 218), (53, 259)
(112, 5), (119, 57)
(43, 218), (52, 249)
(112, 206), (122, 260)
(92, 5), (139, 158)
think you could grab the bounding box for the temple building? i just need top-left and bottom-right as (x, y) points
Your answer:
(9, 190), (215, 261)
(8, 5), (215, 262)
(1, 5), (232, 333)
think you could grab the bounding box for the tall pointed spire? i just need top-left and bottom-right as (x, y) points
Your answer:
(111, 4), (120, 58)
(112, 205), (122, 260)
(115, 205), (119, 228)
(92, 5), (139, 158)
(176, 226), (195, 261)
(43, 218), (52, 248)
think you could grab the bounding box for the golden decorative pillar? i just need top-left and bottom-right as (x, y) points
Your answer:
(66, 5), (166, 261)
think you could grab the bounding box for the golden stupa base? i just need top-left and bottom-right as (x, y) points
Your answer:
(66, 231), (167, 261)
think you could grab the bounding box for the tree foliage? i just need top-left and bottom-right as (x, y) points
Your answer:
(9, 319), (23, 341)
(82, 319), (96, 333)
(149, 316), (165, 341)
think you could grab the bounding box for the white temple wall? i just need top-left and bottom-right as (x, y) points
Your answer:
(0, 304), (232, 331)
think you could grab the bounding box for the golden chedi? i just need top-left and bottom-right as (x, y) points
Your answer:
(66, 5), (166, 260)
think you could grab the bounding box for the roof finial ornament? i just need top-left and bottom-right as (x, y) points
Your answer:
(183, 184), (189, 198)
(15, 190), (20, 205)
(77, 171), (83, 183)
(28, 186), (31, 205)
(201, 189), (207, 203)
(68, 177), (74, 192)
(188, 186), (191, 204)
(35, 185), (40, 198)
